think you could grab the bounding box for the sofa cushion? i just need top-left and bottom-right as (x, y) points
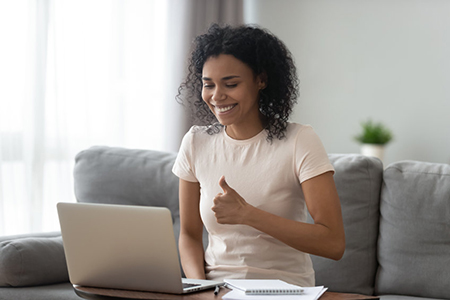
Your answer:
(376, 161), (450, 299)
(73, 146), (179, 228)
(308, 154), (383, 295)
(0, 236), (69, 287)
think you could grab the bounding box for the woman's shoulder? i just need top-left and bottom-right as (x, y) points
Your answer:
(284, 122), (326, 148)
(182, 124), (224, 144)
(286, 122), (315, 137)
(187, 123), (224, 135)
(285, 123), (327, 153)
(186, 125), (207, 135)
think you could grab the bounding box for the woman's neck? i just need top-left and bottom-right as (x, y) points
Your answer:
(225, 115), (267, 140)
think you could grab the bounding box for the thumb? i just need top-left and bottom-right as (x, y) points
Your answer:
(219, 175), (232, 194)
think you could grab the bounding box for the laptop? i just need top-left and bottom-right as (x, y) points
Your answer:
(57, 202), (222, 294)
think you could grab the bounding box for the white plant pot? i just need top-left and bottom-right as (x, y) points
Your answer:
(360, 144), (385, 162)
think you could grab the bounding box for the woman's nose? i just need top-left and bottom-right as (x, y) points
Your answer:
(212, 87), (226, 102)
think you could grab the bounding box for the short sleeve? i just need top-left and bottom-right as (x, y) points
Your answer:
(294, 125), (334, 183)
(172, 128), (198, 182)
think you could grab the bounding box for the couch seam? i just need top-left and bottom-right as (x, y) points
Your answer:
(86, 150), (157, 160)
(366, 157), (379, 295)
(74, 151), (173, 175)
(80, 150), (175, 164)
(366, 158), (373, 291)
(386, 166), (450, 177)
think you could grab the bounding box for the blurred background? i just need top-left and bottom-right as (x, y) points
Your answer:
(1, 0), (449, 235)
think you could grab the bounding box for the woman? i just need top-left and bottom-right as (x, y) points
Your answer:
(172, 24), (345, 287)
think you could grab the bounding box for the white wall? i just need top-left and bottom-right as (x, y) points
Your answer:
(245, 0), (450, 165)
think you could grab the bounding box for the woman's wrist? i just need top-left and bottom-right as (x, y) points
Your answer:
(241, 204), (263, 227)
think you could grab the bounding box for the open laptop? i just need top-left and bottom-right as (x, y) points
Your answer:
(57, 202), (222, 294)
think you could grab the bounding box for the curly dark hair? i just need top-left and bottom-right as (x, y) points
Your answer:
(177, 23), (299, 142)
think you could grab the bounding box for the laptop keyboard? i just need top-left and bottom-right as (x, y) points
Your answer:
(183, 283), (201, 289)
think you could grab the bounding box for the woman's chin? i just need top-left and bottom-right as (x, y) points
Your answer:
(214, 116), (232, 126)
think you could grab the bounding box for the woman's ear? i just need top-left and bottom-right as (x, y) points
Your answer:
(257, 72), (268, 90)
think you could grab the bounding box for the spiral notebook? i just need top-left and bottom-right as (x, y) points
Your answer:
(222, 286), (327, 300)
(224, 279), (304, 295)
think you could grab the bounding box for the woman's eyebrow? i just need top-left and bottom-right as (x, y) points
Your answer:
(202, 75), (241, 81)
(222, 75), (240, 80)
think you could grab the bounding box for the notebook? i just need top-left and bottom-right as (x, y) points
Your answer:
(224, 279), (304, 295)
(222, 285), (327, 300)
(57, 202), (222, 294)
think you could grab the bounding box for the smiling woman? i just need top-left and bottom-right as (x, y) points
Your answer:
(173, 23), (345, 287)
(177, 24), (298, 143)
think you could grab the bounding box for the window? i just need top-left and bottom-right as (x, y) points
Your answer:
(0, 0), (169, 235)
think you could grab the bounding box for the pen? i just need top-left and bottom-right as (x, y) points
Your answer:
(214, 285), (220, 295)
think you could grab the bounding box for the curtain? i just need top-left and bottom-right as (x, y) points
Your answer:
(0, 0), (243, 236)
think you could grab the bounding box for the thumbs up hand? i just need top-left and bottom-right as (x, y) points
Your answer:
(212, 176), (251, 225)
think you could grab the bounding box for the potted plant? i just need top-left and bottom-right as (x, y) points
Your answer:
(354, 119), (393, 162)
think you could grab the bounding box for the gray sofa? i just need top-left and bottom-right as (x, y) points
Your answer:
(0, 146), (449, 300)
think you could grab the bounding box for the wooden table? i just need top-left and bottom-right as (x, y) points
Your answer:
(74, 285), (380, 300)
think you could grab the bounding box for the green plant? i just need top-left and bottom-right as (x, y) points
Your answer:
(354, 119), (393, 145)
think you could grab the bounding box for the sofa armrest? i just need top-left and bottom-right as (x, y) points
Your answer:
(0, 232), (69, 287)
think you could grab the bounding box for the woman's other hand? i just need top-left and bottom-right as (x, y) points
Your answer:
(212, 176), (252, 225)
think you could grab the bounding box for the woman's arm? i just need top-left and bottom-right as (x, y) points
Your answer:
(212, 171), (345, 260)
(178, 178), (206, 279)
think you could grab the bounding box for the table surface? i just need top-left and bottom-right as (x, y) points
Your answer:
(74, 285), (380, 300)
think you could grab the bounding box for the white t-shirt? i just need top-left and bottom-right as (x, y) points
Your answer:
(172, 123), (334, 287)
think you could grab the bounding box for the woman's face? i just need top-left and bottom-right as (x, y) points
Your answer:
(201, 54), (265, 135)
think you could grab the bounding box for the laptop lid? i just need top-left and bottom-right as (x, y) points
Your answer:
(57, 202), (220, 294)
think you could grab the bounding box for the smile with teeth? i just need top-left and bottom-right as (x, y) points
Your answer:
(215, 104), (237, 113)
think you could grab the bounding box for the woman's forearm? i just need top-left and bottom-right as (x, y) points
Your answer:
(243, 206), (345, 260)
(178, 179), (206, 279)
(179, 233), (206, 279)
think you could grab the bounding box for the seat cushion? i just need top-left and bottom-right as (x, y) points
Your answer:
(308, 154), (383, 295)
(0, 282), (79, 300)
(376, 161), (450, 299)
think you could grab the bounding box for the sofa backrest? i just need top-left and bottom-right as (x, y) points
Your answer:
(308, 154), (383, 296)
(73, 146), (181, 238)
(376, 160), (450, 299)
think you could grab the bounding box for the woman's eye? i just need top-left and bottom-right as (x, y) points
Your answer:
(226, 84), (237, 88)
(203, 84), (214, 89)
